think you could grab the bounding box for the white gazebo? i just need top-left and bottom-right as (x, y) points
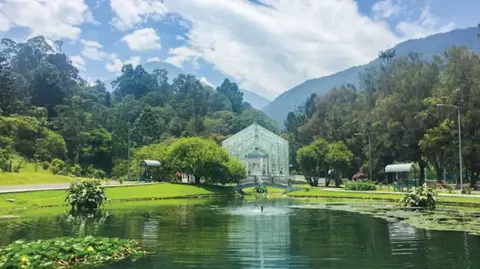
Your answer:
(385, 163), (419, 190)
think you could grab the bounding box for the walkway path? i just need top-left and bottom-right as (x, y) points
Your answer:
(322, 187), (480, 199)
(0, 181), (153, 194)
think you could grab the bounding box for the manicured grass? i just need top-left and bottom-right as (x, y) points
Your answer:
(287, 187), (480, 206)
(288, 188), (403, 200)
(0, 172), (78, 186)
(0, 183), (234, 210)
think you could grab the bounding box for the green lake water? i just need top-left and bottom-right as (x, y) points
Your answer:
(1, 199), (479, 269)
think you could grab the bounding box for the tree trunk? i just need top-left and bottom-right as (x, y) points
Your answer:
(418, 160), (426, 185)
(471, 172), (478, 189)
(194, 175), (200, 184)
(335, 170), (342, 187)
(434, 164), (443, 183)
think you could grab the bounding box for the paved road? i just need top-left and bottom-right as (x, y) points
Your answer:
(0, 181), (153, 194)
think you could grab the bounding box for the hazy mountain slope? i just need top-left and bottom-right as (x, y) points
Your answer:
(104, 61), (271, 109)
(241, 89), (271, 109)
(263, 26), (480, 127)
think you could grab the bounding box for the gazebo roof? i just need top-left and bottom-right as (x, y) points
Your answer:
(140, 160), (161, 167)
(385, 163), (417, 173)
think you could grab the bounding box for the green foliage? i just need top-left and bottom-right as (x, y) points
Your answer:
(326, 141), (353, 187)
(401, 183), (438, 210)
(36, 129), (67, 161)
(254, 186), (268, 193)
(0, 35), (274, 180)
(344, 181), (377, 191)
(66, 179), (107, 210)
(0, 236), (145, 268)
(296, 138), (328, 186)
(41, 161), (50, 171)
(462, 185), (472, 195)
(167, 137), (243, 184)
(49, 159), (65, 175)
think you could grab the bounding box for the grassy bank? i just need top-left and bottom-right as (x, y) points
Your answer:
(0, 172), (79, 186)
(0, 160), (81, 186)
(287, 188), (480, 206)
(0, 183), (234, 210)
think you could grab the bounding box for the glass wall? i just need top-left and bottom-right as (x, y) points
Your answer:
(222, 123), (289, 177)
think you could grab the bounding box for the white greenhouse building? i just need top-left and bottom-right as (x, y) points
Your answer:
(222, 123), (290, 178)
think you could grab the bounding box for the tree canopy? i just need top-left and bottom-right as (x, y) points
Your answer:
(287, 44), (480, 187)
(0, 36), (276, 180)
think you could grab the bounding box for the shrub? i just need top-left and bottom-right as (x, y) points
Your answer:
(344, 181), (377, 191)
(254, 186), (268, 193)
(401, 183), (438, 210)
(442, 183), (454, 194)
(41, 161), (50, 170)
(66, 179), (108, 210)
(49, 158), (65, 175)
(462, 185), (472, 195)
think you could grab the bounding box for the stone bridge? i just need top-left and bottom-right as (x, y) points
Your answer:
(235, 175), (300, 193)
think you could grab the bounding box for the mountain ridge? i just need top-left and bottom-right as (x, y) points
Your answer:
(263, 26), (480, 127)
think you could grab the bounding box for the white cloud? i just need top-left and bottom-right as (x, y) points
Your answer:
(0, 0), (95, 40)
(0, 11), (11, 31)
(396, 7), (455, 39)
(106, 56), (141, 73)
(164, 46), (200, 69)
(122, 28), (161, 51)
(147, 57), (161, 62)
(200, 77), (214, 87)
(70, 55), (86, 71)
(110, 0), (168, 31)
(160, 0), (454, 98)
(372, 0), (401, 19)
(81, 39), (117, 61)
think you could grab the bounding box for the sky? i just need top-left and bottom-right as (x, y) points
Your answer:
(0, 0), (478, 100)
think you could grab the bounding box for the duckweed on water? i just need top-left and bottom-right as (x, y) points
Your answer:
(294, 202), (480, 235)
(0, 236), (145, 268)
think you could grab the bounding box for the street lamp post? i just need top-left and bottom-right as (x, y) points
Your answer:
(355, 133), (372, 181)
(127, 122), (131, 181)
(437, 104), (463, 190)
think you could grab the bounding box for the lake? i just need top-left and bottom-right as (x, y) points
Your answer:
(1, 198), (479, 269)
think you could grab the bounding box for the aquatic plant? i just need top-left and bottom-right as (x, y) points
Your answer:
(401, 183), (438, 210)
(0, 236), (145, 268)
(344, 181), (377, 191)
(66, 179), (108, 210)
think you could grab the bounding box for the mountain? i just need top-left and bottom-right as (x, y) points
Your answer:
(104, 61), (271, 110)
(241, 89), (271, 109)
(263, 26), (480, 127)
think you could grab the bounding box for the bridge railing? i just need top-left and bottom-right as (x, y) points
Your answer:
(237, 175), (291, 186)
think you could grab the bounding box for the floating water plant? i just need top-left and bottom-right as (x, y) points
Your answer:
(0, 236), (145, 268)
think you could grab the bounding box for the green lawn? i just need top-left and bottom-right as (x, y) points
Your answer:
(0, 183), (234, 210)
(0, 172), (79, 186)
(287, 187), (480, 206)
(0, 159), (82, 186)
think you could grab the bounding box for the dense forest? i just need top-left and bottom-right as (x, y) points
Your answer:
(0, 36), (277, 180)
(285, 44), (480, 187)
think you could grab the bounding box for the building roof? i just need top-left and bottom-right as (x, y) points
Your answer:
(140, 160), (161, 167)
(385, 163), (417, 173)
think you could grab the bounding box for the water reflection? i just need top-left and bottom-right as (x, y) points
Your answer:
(1, 200), (480, 269)
(227, 202), (293, 268)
